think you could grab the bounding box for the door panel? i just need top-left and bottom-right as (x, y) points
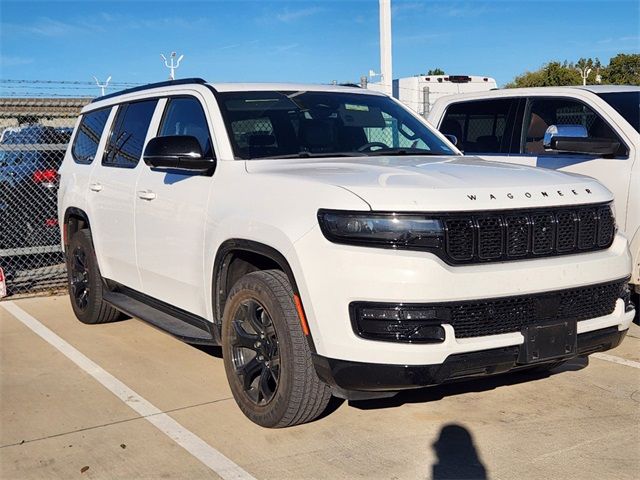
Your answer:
(135, 95), (215, 317)
(88, 99), (158, 289)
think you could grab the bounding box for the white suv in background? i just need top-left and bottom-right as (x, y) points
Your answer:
(428, 86), (639, 316)
(58, 79), (635, 427)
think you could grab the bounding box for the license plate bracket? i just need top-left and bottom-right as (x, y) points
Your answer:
(518, 320), (577, 364)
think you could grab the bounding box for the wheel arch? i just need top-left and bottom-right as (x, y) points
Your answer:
(212, 239), (302, 323)
(211, 238), (319, 353)
(63, 207), (91, 251)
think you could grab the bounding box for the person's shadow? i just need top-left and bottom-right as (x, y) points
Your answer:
(432, 423), (488, 480)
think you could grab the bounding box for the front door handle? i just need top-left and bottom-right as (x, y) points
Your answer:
(89, 183), (103, 192)
(137, 190), (157, 201)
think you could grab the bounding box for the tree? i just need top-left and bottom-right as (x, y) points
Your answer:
(506, 61), (581, 88)
(506, 54), (640, 87)
(603, 54), (640, 85)
(427, 68), (445, 75)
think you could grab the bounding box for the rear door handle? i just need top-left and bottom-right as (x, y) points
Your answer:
(137, 190), (156, 201)
(89, 183), (103, 192)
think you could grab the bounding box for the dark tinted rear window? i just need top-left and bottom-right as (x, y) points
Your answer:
(439, 99), (518, 154)
(72, 108), (111, 164)
(596, 91), (640, 133)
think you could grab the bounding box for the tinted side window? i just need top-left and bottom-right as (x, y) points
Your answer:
(72, 108), (110, 164)
(159, 97), (214, 158)
(440, 99), (517, 154)
(103, 100), (157, 168)
(523, 98), (627, 156)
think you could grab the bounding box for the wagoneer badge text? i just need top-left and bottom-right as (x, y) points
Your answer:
(467, 188), (593, 201)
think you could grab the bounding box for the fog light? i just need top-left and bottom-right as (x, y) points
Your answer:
(351, 304), (447, 343)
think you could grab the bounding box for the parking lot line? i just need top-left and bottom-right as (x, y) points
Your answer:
(0, 301), (256, 480)
(592, 352), (640, 369)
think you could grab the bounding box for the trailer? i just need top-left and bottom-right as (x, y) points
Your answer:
(368, 75), (497, 117)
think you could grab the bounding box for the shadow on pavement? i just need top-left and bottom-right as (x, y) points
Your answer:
(431, 423), (487, 480)
(351, 356), (588, 410)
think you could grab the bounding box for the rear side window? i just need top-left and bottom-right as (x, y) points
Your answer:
(72, 108), (110, 164)
(159, 97), (214, 158)
(103, 100), (157, 168)
(439, 99), (518, 154)
(522, 97), (627, 156)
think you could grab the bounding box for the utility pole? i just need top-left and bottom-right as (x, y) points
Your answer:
(161, 52), (184, 80)
(92, 76), (112, 96)
(379, 0), (393, 95)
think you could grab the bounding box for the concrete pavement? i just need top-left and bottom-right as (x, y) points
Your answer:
(1, 294), (639, 479)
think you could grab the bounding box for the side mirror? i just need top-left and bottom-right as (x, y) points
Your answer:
(443, 134), (458, 146)
(143, 136), (216, 173)
(543, 124), (619, 156)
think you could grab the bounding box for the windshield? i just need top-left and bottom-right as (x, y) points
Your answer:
(596, 91), (640, 133)
(215, 90), (457, 159)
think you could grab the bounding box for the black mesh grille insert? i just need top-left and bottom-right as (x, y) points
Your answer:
(448, 279), (626, 338)
(443, 203), (614, 264)
(445, 218), (474, 261)
(578, 208), (597, 249)
(477, 216), (503, 259)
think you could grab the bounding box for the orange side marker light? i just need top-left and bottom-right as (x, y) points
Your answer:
(293, 294), (310, 336)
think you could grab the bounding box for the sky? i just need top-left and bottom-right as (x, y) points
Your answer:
(0, 0), (638, 96)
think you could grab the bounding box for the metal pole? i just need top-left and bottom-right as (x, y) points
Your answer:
(379, 0), (392, 95)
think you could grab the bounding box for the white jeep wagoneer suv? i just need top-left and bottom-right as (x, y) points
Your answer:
(58, 79), (635, 427)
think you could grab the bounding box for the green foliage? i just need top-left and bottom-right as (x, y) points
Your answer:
(603, 54), (640, 85)
(427, 68), (445, 75)
(506, 54), (640, 87)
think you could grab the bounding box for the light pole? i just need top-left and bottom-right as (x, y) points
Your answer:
(577, 65), (592, 86)
(161, 52), (184, 80)
(379, 0), (392, 95)
(92, 76), (112, 96)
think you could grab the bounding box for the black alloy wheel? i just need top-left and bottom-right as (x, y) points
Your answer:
(66, 229), (122, 324)
(230, 299), (280, 406)
(70, 245), (90, 311)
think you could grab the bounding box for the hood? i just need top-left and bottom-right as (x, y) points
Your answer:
(245, 155), (611, 211)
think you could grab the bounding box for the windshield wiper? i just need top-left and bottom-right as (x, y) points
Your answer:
(258, 151), (368, 159)
(367, 148), (442, 156)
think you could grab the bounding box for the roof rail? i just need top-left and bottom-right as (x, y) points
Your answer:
(91, 77), (208, 103)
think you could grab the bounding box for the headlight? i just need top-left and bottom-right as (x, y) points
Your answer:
(317, 209), (444, 249)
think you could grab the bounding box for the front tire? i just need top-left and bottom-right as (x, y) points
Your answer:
(66, 229), (121, 324)
(222, 269), (331, 428)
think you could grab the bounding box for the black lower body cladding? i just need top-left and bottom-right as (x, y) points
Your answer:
(313, 326), (627, 398)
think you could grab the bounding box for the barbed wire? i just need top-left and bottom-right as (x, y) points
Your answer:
(0, 79), (141, 86)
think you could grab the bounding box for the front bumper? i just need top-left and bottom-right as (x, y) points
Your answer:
(313, 326), (628, 398)
(292, 228), (633, 364)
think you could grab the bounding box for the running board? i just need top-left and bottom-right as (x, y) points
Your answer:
(103, 289), (218, 345)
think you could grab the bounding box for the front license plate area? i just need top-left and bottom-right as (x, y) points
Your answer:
(518, 320), (577, 364)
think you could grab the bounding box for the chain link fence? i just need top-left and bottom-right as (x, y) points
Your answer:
(0, 97), (89, 297)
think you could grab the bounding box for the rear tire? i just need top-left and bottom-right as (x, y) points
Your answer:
(66, 229), (121, 324)
(222, 269), (331, 428)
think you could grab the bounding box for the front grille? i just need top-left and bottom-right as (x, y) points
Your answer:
(443, 203), (615, 264)
(349, 279), (627, 343)
(449, 279), (626, 338)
